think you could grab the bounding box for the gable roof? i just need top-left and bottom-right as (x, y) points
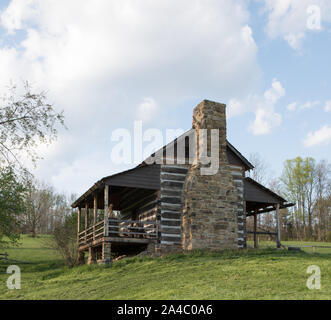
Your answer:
(72, 129), (254, 208)
(142, 128), (254, 170)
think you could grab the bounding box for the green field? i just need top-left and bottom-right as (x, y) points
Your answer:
(0, 235), (330, 300)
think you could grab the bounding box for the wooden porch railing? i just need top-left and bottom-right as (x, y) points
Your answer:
(78, 219), (159, 247)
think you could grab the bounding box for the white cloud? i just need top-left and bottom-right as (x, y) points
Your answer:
(300, 101), (320, 109)
(284, 33), (305, 50)
(228, 78), (285, 135)
(264, 78), (286, 103)
(250, 107), (282, 135)
(287, 102), (297, 111)
(287, 100), (320, 112)
(0, 0), (261, 194)
(261, 0), (331, 50)
(227, 98), (246, 118)
(324, 100), (331, 112)
(304, 125), (331, 147)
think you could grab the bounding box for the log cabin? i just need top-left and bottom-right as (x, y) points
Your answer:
(72, 100), (294, 264)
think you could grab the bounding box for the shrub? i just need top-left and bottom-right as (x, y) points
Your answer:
(51, 212), (78, 267)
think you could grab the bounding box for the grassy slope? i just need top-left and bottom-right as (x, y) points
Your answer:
(0, 235), (330, 300)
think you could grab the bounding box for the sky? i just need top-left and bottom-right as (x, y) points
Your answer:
(0, 0), (330, 196)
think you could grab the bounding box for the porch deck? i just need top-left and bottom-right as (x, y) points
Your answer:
(78, 218), (159, 251)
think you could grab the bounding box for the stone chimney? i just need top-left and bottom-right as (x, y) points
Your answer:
(182, 100), (238, 250)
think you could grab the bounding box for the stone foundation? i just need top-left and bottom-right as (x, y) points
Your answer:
(97, 242), (112, 264)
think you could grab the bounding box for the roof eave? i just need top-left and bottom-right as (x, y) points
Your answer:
(71, 179), (105, 208)
(226, 141), (254, 171)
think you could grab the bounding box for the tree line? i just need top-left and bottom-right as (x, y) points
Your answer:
(248, 154), (331, 242)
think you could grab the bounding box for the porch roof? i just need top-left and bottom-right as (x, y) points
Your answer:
(244, 177), (294, 216)
(71, 164), (160, 208)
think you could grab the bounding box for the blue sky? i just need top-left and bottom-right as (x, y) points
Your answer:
(0, 0), (330, 195)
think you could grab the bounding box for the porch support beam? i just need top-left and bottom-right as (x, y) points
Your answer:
(93, 193), (98, 240)
(253, 210), (258, 249)
(276, 203), (281, 248)
(77, 207), (81, 244)
(104, 185), (109, 237)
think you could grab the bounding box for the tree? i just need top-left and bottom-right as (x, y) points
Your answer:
(281, 157), (322, 240)
(0, 167), (25, 247)
(0, 82), (65, 243)
(52, 211), (79, 267)
(23, 178), (54, 238)
(314, 160), (331, 240)
(247, 153), (270, 185)
(0, 82), (65, 169)
(247, 153), (272, 228)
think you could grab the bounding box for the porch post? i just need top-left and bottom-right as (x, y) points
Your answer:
(85, 203), (89, 243)
(104, 185), (109, 237)
(254, 210), (258, 249)
(276, 203), (281, 248)
(85, 203), (89, 229)
(77, 207), (81, 243)
(243, 200), (247, 249)
(87, 247), (96, 264)
(93, 194), (98, 240)
(77, 207), (85, 265)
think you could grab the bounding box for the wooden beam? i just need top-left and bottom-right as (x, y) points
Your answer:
(85, 203), (89, 244)
(254, 210), (257, 249)
(93, 194), (98, 240)
(77, 207), (81, 244)
(104, 185), (109, 237)
(85, 203), (89, 230)
(246, 202), (295, 216)
(276, 203), (281, 248)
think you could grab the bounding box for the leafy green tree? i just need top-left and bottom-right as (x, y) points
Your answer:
(281, 157), (315, 239)
(314, 160), (331, 240)
(0, 167), (25, 247)
(0, 82), (65, 244)
(52, 211), (79, 267)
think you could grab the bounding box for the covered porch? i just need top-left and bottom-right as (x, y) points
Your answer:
(244, 177), (295, 249)
(72, 164), (161, 264)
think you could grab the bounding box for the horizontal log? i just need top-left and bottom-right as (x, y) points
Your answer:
(161, 166), (188, 175)
(160, 219), (181, 227)
(161, 235), (182, 243)
(161, 212), (181, 220)
(160, 227), (181, 235)
(161, 189), (183, 197)
(160, 197), (182, 205)
(161, 173), (186, 182)
(161, 181), (184, 189)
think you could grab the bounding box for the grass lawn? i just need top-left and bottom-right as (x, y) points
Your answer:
(0, 235), (330, 300)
